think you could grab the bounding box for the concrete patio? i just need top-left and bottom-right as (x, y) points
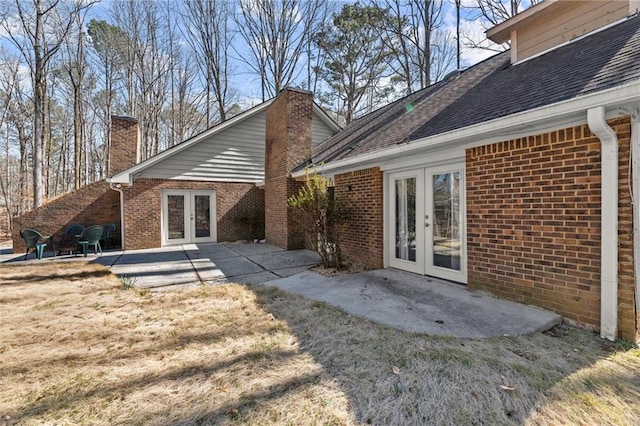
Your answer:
(1, 241), (562, 338)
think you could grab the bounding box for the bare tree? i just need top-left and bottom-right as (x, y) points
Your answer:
(60, 8), (92, 189)
(1, 0), (96, 207)
(0, 57), (21, 230)
(463, 0), (542, 52)
(112, 0), (171, 159)
(375, 0), (449, 94)
(234, 0), (329, 101)
(1, 65), (33, 216)
(87, 18), (129, 175)
(475, 0), (541, 27)
(161, 55), (207, 150)
(182, 0), (233, 127)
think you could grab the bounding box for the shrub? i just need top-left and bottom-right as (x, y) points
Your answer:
(288, 169), (350, 268)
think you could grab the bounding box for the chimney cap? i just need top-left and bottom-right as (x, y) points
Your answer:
(111, 115), (138, 123)
(279, 86), (314, 96)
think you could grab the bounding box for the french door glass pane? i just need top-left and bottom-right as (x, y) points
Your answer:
(194, 195), (211, 238)
(395, 178), (416, 262)
(432, 172), (461, 270)
(167, 195), (185, 240)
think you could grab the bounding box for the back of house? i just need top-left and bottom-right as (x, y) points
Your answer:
(11, 0), (640, 344)
(297, 0), (640, 344)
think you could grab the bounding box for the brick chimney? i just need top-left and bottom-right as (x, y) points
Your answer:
(109, 116), (140, 177)
(264, 88), (313, 249)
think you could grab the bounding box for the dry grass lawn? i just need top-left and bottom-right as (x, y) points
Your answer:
(1, 262), (639, 425)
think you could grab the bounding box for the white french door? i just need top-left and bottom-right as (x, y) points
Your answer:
(162, 190), (216, 245)
(388, 164), (466, 283)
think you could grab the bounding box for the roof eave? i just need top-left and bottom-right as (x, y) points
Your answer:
(487, 0), (560, 43)
(295, 81), (640, 178)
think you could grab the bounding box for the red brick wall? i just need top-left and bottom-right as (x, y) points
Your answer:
(12, 180), (120, 252)
(264, 88), (313, 249)
(466, 116), (636, 342)
(334, 167), (384, 269)
(109, 116), (140, 177)
(122, 178), (264, 250)
(616, 119), (638, 343)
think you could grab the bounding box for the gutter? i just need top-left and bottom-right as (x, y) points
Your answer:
(109, 182), (126, 251)
(587, 107), (619, 341)
(294, 82), (640, 179)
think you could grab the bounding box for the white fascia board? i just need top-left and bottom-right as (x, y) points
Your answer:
(109, 100), (274, 184)
(294, 82), (640, 179)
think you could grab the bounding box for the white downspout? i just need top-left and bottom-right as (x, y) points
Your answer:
(587, 107), (618, 341)
(109, 183), (126, 251)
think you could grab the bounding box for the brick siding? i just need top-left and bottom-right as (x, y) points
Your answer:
(264, 88), (312, 249)
(616, 118), (638, 343)
(109, 116), (140, 177)
(122, 178), (264, 250)
(466, 116), (637, 342)
(12, 180), (120, 253)
(334, 167), (384, 269)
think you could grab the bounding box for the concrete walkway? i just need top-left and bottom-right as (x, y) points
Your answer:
(266, 269), (562, 338)
(104, 242), (321, 289)
(1, 242), (562, 338)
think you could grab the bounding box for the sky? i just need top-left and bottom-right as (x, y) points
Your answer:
(0, 0), (537, 110)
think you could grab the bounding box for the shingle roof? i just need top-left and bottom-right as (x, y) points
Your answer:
(306, 14), (640, 168)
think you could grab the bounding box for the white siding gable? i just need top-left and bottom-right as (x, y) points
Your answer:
(140, 111), (267, 183)
(313, 113), (337, 146)
(111, 104), (339, 185)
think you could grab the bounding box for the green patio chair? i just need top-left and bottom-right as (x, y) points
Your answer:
(101, 223), (117, 249)
(20, 228), (52, 260)
(56, 224), (85, 255)
(77, 225), (104, 257)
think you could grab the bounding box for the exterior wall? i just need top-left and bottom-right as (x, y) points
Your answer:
(141, 111), (267, 183)
(264, 88), (313, 249)
(516, 1), (628, 61)
(466, 116), (636, 342)
(334, 167), (384, 269)
(110, 116), (140, 177)
(12, 180), (120, 252)
(122, 178), (263, 250)
(617, 118), (638, 343)
(312, 114), (338, 147)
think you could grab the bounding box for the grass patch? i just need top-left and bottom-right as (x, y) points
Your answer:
(0, 262), (638, 425)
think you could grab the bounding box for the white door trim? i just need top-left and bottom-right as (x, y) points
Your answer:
(424, 164), (467, 284)
(190, 190), (217, 244)
(162, 190), (217, 246)
(385, 163), (467, 284)
(387, 169), (424, 274)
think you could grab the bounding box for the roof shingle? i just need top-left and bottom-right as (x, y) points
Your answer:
(306, 14), (640, 168)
